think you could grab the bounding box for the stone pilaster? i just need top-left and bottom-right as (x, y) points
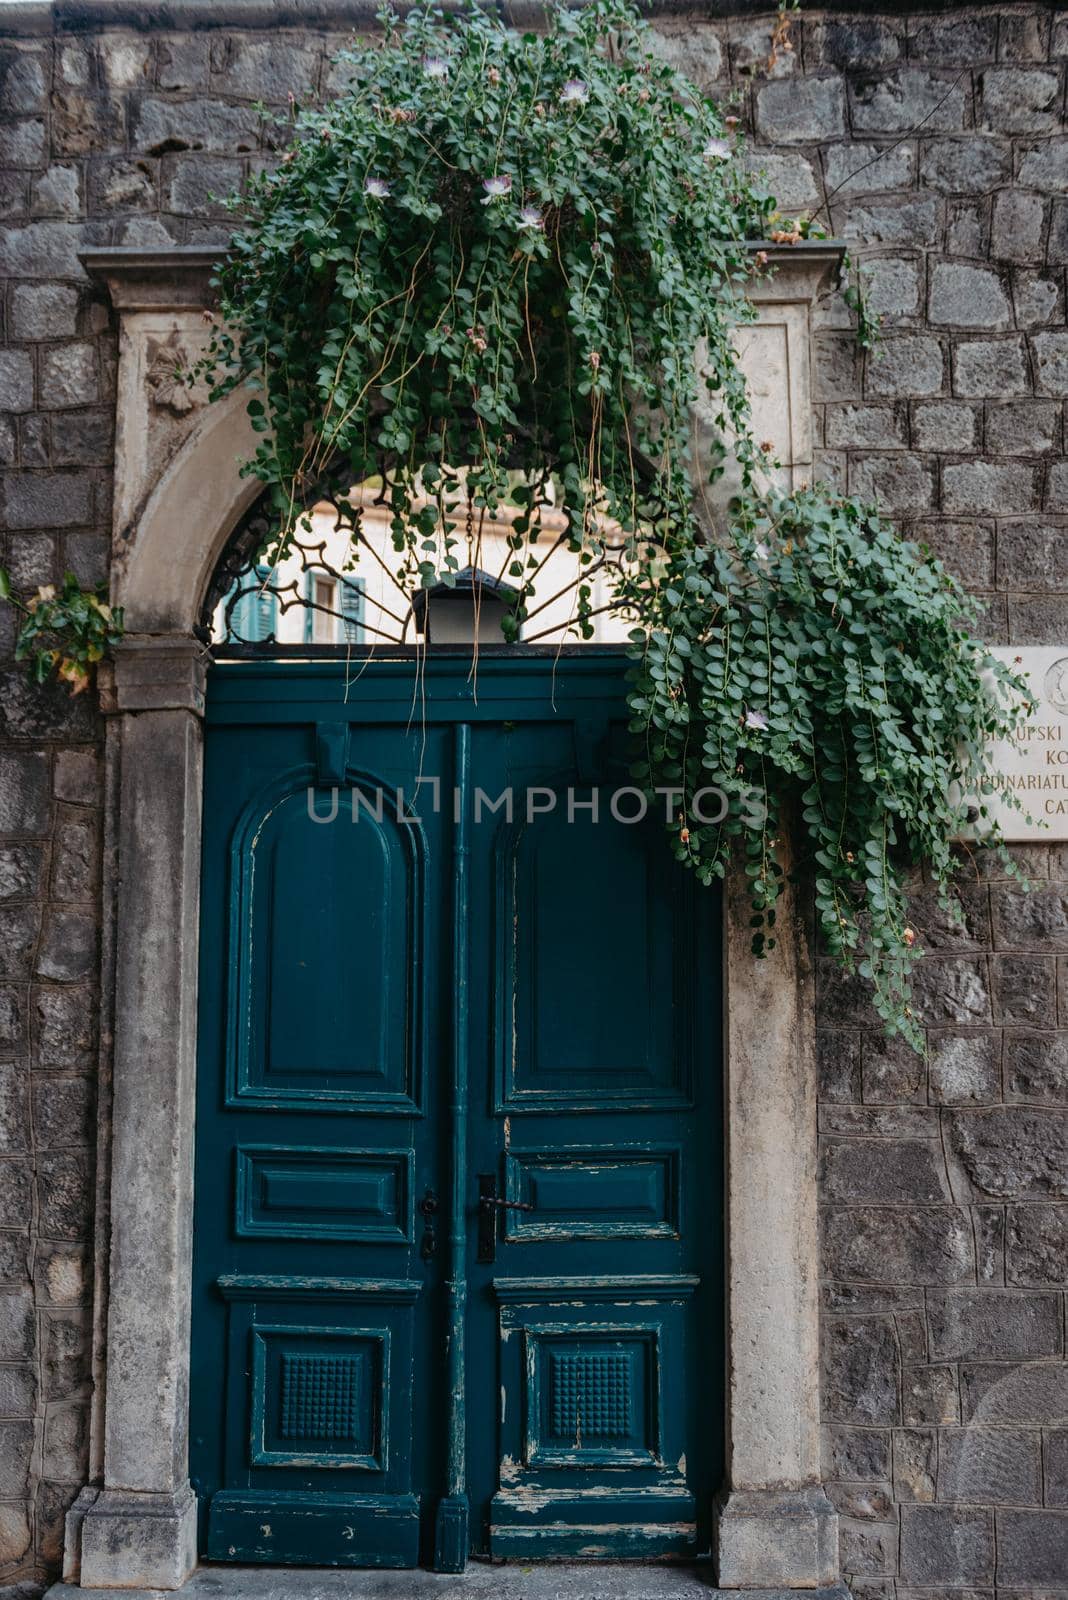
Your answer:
(715, 858), (839, 1589)
(68, 637), (207, 1591)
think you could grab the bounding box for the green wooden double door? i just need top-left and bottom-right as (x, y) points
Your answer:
(190, 655), (722, 1570)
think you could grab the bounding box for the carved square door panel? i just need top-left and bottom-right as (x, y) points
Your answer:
(488, 1280), (698, 1557)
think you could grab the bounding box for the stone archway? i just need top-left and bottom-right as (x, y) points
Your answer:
(61, 244), (842, 1593)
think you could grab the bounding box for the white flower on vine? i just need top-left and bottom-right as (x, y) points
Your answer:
(745, 709), (769, 731)
(481, 174), (512, 202)
(703, 137), (731, 161)
(754, 541), (770, 560)
(422, 55), (449, 78)
(560, 78), (588, 104)
(364, 177), (391, 199)
(518, 205), (544, 230)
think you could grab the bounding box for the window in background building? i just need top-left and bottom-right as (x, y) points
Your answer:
(225, 564), (277, 642)
(339, 575), (366, 644)
(303, 569), (366, 644)
(304, 570), (337, 643)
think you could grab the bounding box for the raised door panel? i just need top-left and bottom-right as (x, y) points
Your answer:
(503, 1148), (680, 1242)
(250, 1325), (387, 1470)
(235, 1146), (413, 1243)
(227, 772), (425, 1113)
(494, 803), (696, 1113)
(208, 1277), (421, 1567)
(532, 1332), (658, 1467)
(489, 1278), (697, 1559)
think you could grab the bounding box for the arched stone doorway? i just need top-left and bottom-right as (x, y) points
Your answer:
(58, 244), (842, 1594)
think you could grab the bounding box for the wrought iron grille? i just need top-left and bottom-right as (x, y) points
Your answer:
(200, 467), (652, 652)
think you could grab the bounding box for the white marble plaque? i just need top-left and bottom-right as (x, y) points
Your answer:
(983, 646), (1068, 840)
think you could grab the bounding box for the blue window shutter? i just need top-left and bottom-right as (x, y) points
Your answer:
(225, 566), (276, 642)
(340, 577), (365, 644)
(252, 565), (277, 641)
(303, 570), (317, 644)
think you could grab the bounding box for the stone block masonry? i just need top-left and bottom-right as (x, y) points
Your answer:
(1, 0), (1068, 1594)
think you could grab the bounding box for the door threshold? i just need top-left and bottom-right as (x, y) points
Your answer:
(45, 1565), (853, 1600)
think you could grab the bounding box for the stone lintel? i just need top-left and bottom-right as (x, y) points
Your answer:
(5, 0), (995, 34)
(112, 635), (209, 715)
(82, 242), (842, 317)
(715, 1487), (840, 1590)
(81, 249), (224, 313)
(747, 243), (844, 307)
(77, 1486), (198, 1591)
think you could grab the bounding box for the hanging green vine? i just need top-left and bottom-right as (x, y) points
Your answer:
(202, 0), (775, 593)
(3, 0), (1032, 1046)
(627, 496), (1031, 1048)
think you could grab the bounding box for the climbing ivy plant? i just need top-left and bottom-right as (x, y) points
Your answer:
(627, 496), (1031, 1048)
(2, 0), (1033, 1046)
(0, 570), (123, 696)
(204, 0), (774, 575)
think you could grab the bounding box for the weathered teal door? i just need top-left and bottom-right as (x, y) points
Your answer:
(190, 654), (721, 1569)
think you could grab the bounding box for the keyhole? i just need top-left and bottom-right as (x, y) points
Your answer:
(419, 1188), (438, 1261)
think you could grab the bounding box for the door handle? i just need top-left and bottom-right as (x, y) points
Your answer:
(418, 1188), (439, 1262)
(477, 1173), (535, 1263)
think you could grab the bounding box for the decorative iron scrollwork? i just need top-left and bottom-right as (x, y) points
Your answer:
(200, 461), (651, 651)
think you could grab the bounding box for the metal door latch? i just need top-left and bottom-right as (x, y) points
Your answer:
(477, 1173), (535, 1263)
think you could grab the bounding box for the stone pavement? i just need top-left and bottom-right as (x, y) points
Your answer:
(44, 1566), (852, 1600)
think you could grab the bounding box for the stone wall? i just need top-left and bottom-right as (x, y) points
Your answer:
(1, 0), (1067, 1592)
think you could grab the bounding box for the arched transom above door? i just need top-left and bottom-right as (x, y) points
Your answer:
(203, 470), (641, 649)
(84, 243), (840, 639)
